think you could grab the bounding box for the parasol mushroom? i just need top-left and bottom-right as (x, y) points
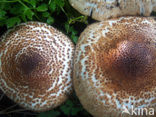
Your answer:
(0, 22), (75, 112)
(73, 17), (156, 117)
(69, 0), (156, 21)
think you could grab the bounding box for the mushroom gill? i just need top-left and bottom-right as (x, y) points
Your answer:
(0, 22), (75, 112)
(73, 17), (156, 117)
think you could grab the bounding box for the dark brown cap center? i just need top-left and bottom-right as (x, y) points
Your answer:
(109, 40), (155, 79)
(19, 52), (44, 75)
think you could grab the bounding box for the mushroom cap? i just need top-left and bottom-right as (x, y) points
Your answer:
(69, 0), (156, 21)
(0, 22), (74, 112)
(73, 17), (156, 117)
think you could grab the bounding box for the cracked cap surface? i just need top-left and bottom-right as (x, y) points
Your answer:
(0, 22), (75, 112)
(73, 17), (156, 117)
(69, 0), (156, 21)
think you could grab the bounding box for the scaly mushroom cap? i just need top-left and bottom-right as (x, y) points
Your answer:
(73, 17), (156, 117)
(0, 22), (74, 111)
(69, 0), (156, 21)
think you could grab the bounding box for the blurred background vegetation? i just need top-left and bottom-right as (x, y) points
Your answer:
(0, 0), (95, 117)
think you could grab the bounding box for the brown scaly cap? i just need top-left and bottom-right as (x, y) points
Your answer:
(69, 0), (156, 21)
(0, 22), (75, 112)
(73, 17), (156, 117)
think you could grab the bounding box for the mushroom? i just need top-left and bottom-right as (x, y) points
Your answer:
(73, 17), (156, 117)
(0, 22), (75, 112)
(69, 0), (156, 21)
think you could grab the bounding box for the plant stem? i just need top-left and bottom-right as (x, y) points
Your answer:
(18, 0), (40, 21)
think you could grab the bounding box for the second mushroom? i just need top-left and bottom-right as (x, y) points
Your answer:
(69, 0), (156, 21)
(73, 17), (156, 117)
